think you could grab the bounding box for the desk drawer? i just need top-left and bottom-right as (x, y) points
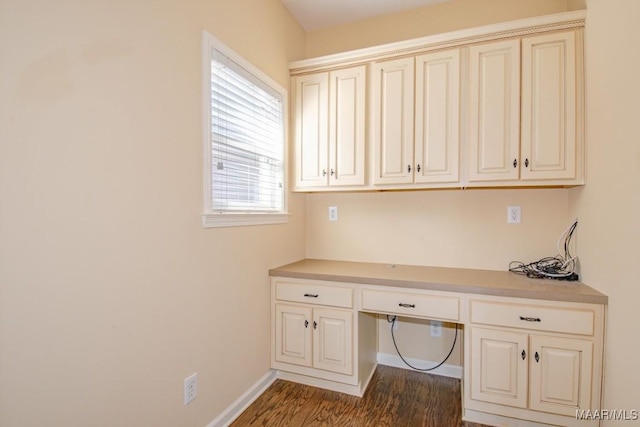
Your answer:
(470, 300), (595, 336)
(275, 281), (353, 308)
(361, 289), (459, 321)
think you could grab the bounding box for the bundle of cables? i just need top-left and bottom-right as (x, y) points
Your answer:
(509, 219), (579, 281)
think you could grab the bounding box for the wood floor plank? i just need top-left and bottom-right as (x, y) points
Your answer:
(230, 365), (490, 426)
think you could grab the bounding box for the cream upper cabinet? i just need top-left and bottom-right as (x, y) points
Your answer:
(293, 65), (366, 190)
(293, 73), (329, 188)
(329, 66), (367, 186)
(290, 12), (585, 191)
(414, 49), (461, 184)
(373, 50), (461, 186)
(467, 30), (583, 185)
(372, 57), (415, 185)
(467, 39), (521, 182)
(521, 31), (578, 181)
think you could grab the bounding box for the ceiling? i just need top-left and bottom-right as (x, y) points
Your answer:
(281, 0), (452, 31)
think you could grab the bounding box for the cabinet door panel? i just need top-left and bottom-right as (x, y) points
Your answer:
(468, 40), (520, 182)
(372, 57), (414, 184)
(470, 327), (528, 408)
(521, 31), (577, 180)
(329, 66), (366, 186)
(294, 73), (328, 188)
(313, 308), (353, 375)
(529, 335), (593, 416)
(275, 304), (312, 367)
(414, 49), (460, 184)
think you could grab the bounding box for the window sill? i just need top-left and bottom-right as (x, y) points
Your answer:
(202, 212), (290, 228)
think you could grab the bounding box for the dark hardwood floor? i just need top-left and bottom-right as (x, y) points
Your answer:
(230, 365), (490, 426)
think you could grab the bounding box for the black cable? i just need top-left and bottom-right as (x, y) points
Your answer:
(509, 219), (579, 280)
(386, 315), (458, 372)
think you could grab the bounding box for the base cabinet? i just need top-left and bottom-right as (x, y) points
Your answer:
(470, 327), (528, 408)
(271, 278), (378, 396)
(270, 259), (607, 427)
(470, 327), (593, 417)
(529, 335), (593, 417)
(465, 297), (604, 427)
(270, 268), (606, 426)
(275, 303), (353, 376)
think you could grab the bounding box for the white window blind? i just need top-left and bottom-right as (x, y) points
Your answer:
(202, 32), (287, 227)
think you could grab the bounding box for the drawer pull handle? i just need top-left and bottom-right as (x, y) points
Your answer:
(399, 303), (416, 308)
(519, 316), (541, 322)
(535, 351), (540, 363)
(304, 293), (319, 298)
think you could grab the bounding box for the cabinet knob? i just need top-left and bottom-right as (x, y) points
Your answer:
(521, 349), (526, 360)
(330, 168), (335, 176)
(304, 320), (309, 328)
(535, 351), (540, 363)
(525, 158), (529, 168)
(416, 164), (421, 173)
(407, 165), (411, 173)
(322, 169), (327, 177)
(513, 159), (518, 168)
(313, 321), (317, 329)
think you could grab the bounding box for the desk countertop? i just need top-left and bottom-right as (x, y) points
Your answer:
(269, 259), (608, 305)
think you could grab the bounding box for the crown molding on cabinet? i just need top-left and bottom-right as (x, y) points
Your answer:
(289, 10), (586, 75)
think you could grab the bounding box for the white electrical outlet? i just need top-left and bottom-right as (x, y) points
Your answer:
(507, 206), (521, 224)
(328, 206), (338, 221)
(184, 373), (197, 405)
(430, 320), (442, 337)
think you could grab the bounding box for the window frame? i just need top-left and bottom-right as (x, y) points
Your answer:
(202, 31), (289, 228)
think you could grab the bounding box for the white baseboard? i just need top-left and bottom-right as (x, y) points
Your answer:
(377, 352), (462, 379)
(206, 370), (277, 427)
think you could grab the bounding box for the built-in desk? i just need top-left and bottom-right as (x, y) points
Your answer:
(269, 259), (607, 427)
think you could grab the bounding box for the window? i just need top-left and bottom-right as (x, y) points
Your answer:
(202, 32), (288, 227)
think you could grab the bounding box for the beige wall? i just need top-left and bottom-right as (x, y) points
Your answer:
(306, 190), (570, 269)
(0, 1), (305, 426)
(570, 0), (640, 420)
(306, 0), (575, 57)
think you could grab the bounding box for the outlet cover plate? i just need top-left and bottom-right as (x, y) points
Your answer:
(184, 373), (198, 405)
(507, 206), (521, 224)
